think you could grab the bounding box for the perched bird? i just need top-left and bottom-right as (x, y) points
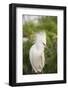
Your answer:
(29, 31), (46, 73)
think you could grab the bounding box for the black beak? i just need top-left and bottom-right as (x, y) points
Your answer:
(43, 42), (46, 46)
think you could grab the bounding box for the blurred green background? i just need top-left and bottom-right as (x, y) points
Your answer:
(23, 16), (57, 75)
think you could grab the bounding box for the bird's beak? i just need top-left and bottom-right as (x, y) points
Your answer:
(43, 42), (46, 46)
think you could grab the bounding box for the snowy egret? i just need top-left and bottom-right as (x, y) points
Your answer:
(29, 31), (46, 73)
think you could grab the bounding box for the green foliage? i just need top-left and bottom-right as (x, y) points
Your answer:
(23, 16), (57, 74)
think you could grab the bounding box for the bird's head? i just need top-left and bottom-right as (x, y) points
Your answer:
(35, 31), (46, 47)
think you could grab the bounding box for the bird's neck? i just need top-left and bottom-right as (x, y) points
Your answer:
(35, 42), (45, 50)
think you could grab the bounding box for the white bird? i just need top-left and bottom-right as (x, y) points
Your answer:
(29, 31), (46, 73)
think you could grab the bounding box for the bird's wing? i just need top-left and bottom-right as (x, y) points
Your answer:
(29, 45), (38, 73)
(29, 45), (45, 73)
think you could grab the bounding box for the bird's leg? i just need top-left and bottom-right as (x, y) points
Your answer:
(32, 68), (33, 72)
(32, 68), (36, 74)
(41, 69), (44, 74)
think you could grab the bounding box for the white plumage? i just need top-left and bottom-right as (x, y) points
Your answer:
(29, 31), (46, 73)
